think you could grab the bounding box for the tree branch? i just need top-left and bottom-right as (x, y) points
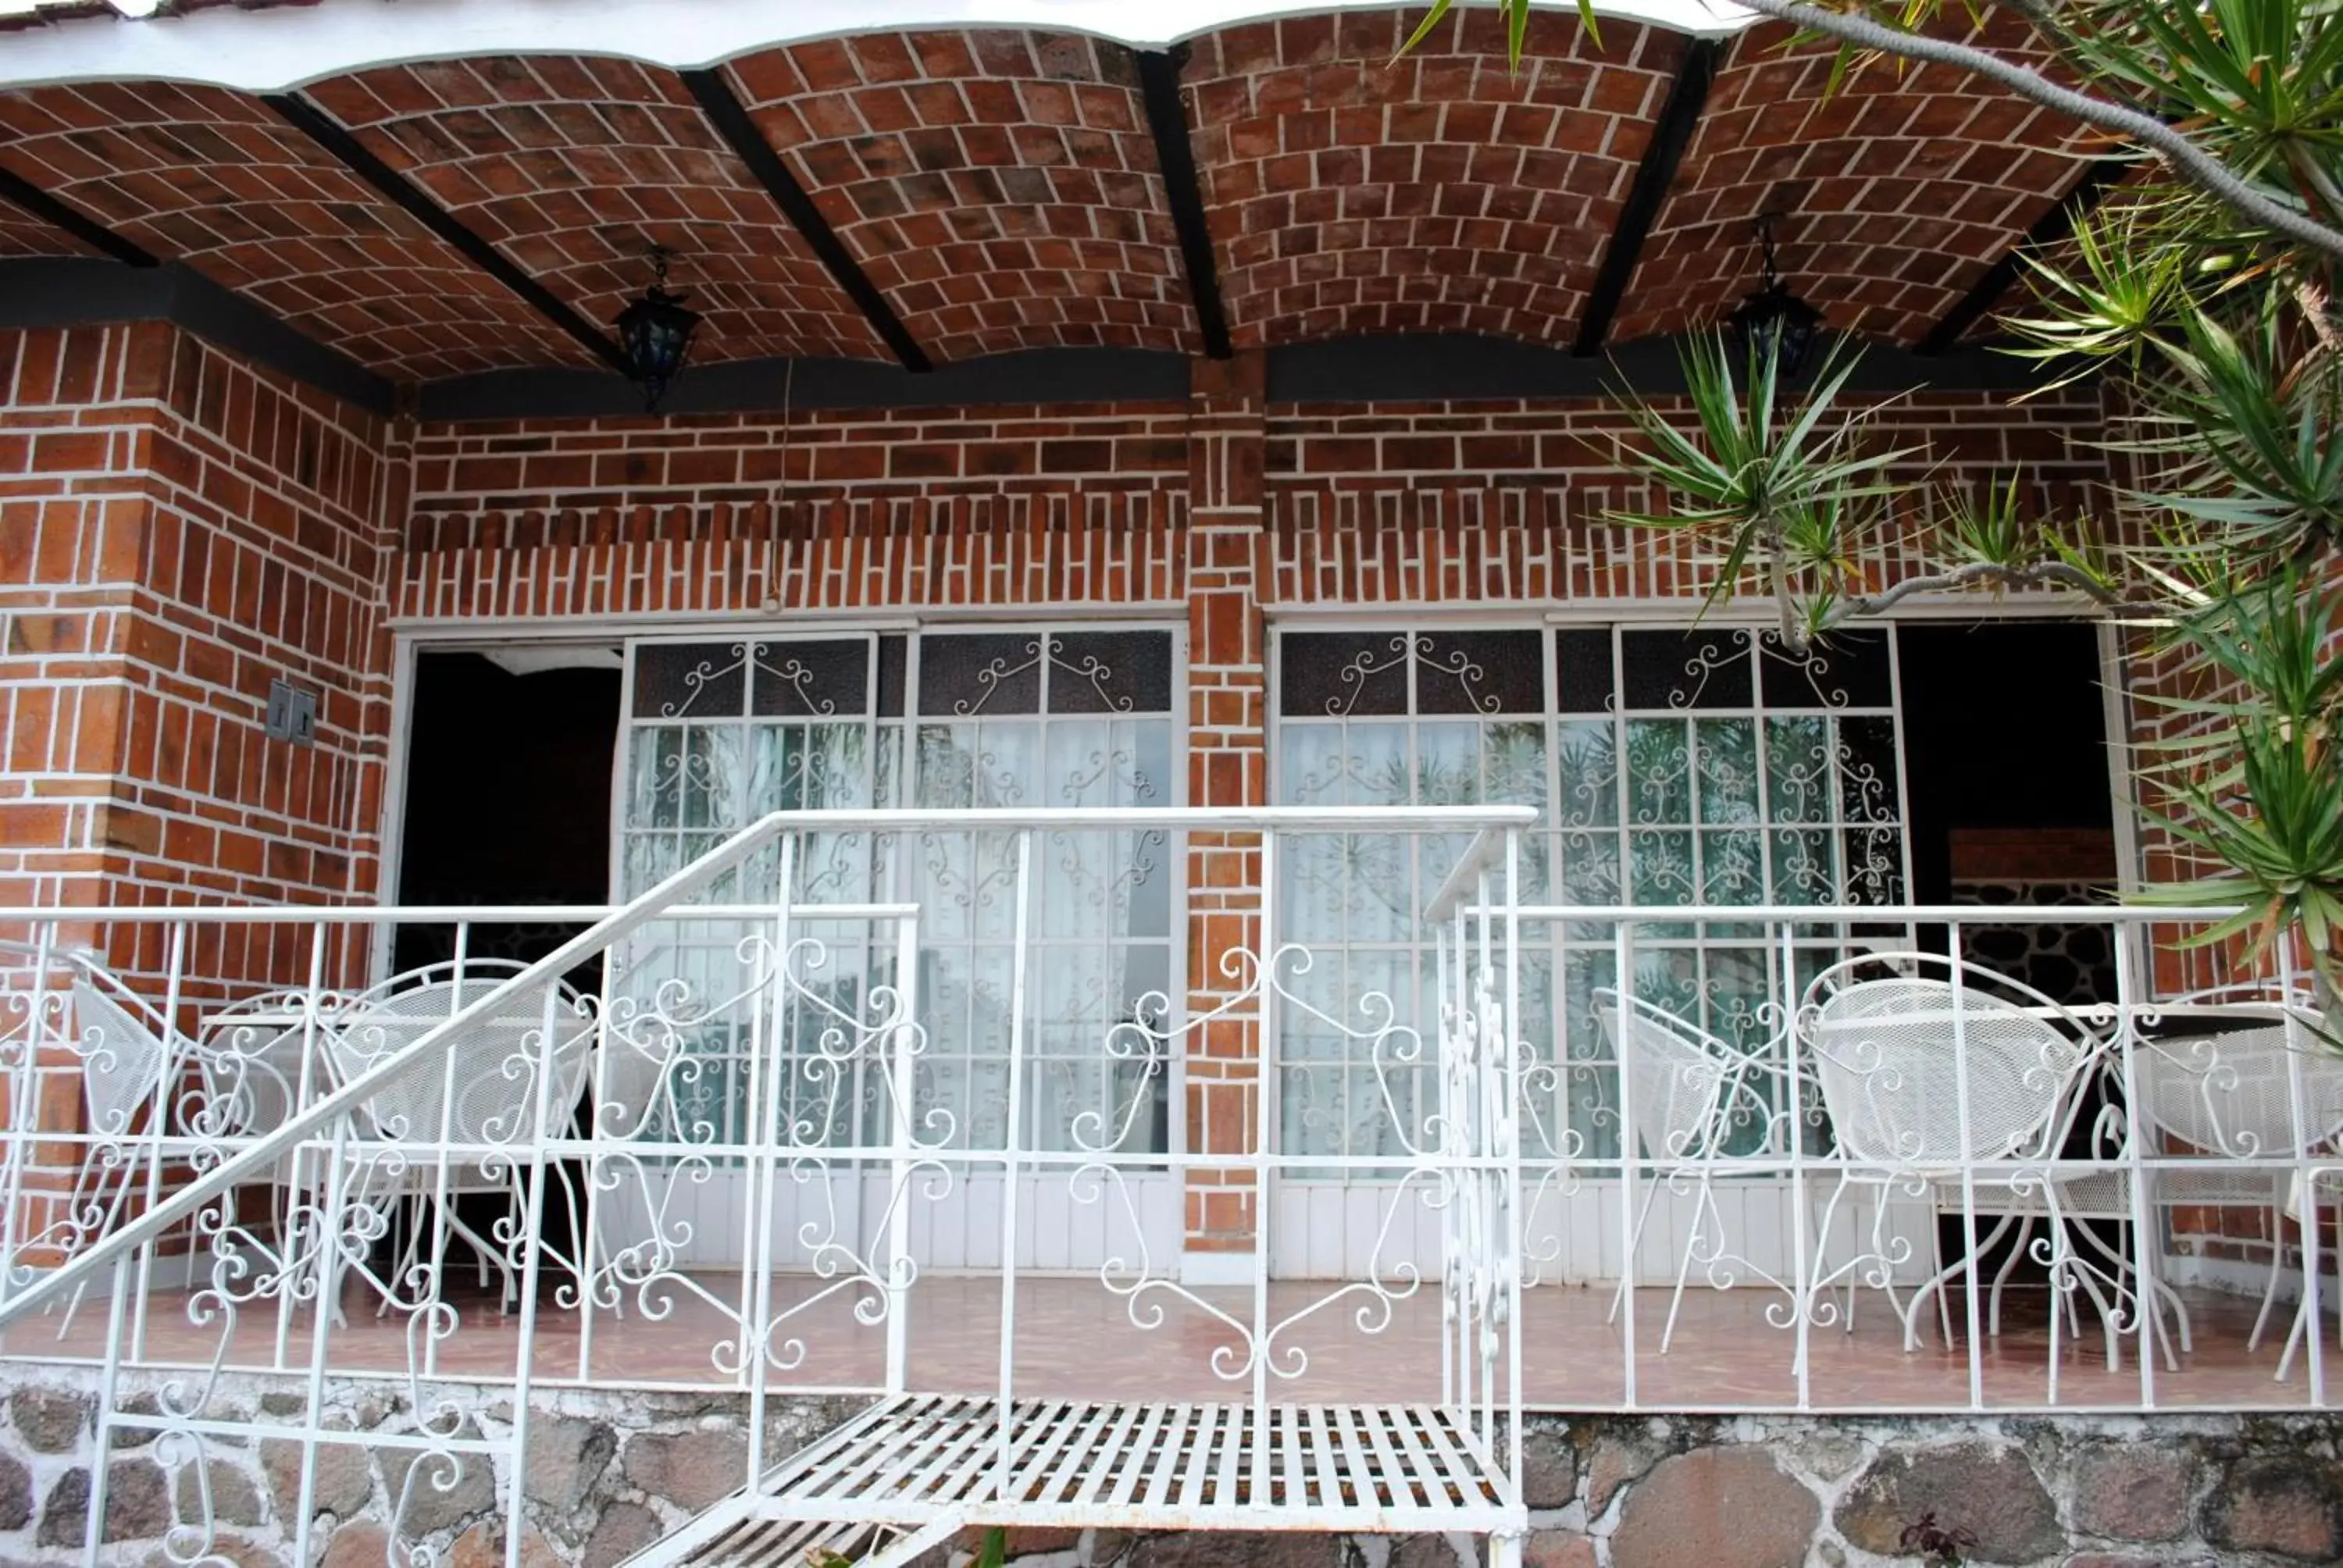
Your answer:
(1728, 0), (2343, 262)
(1832, 559), (2123, 620)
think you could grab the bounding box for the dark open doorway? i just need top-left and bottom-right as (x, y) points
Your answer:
(391, 648), (623, 985)
(1894, 619), (2124, 1312)
(1896, 620), (2119, 1006)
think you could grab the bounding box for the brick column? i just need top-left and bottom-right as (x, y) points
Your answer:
(1182, 351), (1269, 1279)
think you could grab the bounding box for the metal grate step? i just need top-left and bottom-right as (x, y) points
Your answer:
(622, 1396), (1521, 1568)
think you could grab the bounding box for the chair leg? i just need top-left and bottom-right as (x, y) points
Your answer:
(1608, 1170), (1667, 1328)
(2248, 1203), (2288, 1352)
(1660, 1178), (1713, 1354)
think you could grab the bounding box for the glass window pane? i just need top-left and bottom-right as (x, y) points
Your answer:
(1694, 718), (1760, 825)
(920, 633), (1042, 716)
(633, 643), (746, 718)
(1843, 829), (1906, 903)
(1770, 829), (1835, 903)
(1763, 715), (1833, 825)
(1624, 720), (1691, 825)
(1838, 715), (1902, 823)
(1554, 629), (1615, 715)
(1280, 632), (1409, 716)
(751, 639), (869, 717)
(1628, 829), (1698, 906)
(1700, 829), (1764, 905)
(1621, 628), (1753, 711)
(1416, 629), (1546, 715)
(1759, 628), (1894, 711)
(878, 636), (908, 718)
(1554, 720), (1618, 830)
(1048, 631), (1174, 715)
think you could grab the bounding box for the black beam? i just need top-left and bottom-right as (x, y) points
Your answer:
(261, 91), (633, 376)
(1918, 156), (2129, 355)
(1572, 38), (1722, 358)
(1135, 46), (1232, 362)
(680, 68), (931, 373)
(0, 166), (159, 269)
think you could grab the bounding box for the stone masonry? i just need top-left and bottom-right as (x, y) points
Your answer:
(0, 1368), (2336, 1568)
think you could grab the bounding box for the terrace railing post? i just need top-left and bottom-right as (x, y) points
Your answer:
(2278, 946), (2324, 1403)
(2113, 907), (2159, 1407)
(885, 895), (919, 1397)
(1778, 921), (1812, 1409)
(744, 836), (797, 1413)
(1501, 830), (1525, 1503)
(1946, 922), (1991, 1409)
(996, 829), (1034, 1497)
(499, 972), (568, 1568)
(1251, 827), (1278, 1501)
(1613, 918), (1638, 1411)
(0, 920), (55, 1320)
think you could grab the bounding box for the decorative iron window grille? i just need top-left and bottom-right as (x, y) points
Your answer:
(615, 629), (1179, 1156)
(1273, 624), (1911, 1172)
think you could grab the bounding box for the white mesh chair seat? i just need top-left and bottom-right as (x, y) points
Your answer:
(2131, 1003), (2343, 1377)
(1810, 978), (2090, 1173)
(1592, 988), (1783, 1350)
(195, 991), (334, 1184)
(1803, 955), (2154, 1377)
(70, 978), (174, 1143)
(327, 972), (594, 1188)
(322, 964), (594, 1308)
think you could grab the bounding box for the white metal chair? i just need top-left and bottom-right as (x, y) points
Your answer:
(191, 988), (347, 1294)
(322, 961), (595, 1313)
(1592, 987), (1783, 1350)
(2130, 994), (2343, 1380)
(1802, 953), (2151, 1372)
(50, 968), (184, 1334)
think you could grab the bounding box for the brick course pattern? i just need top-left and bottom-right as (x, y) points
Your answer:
(0, 84), (588, 380)
(723, 30), (1193, 360)
(0, 323), (394, 965)
(1184, 9), (1682, 351)
(1611, 15), (2098, 347)
(0, 205), (91, 258)
(302, 56), (885, 365)
(0, 11), (2136, 371)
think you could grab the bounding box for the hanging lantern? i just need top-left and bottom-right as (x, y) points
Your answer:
(614, 245), (702, 412)
(1726, 214), (1823, 377)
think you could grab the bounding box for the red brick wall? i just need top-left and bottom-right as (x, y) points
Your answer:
(5, 330), (2154, 1256)
(0, 322), (398, 981)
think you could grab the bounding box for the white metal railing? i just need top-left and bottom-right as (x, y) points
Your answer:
(0, 807), (1534, 1568)
(5, 815), (2343, 1566)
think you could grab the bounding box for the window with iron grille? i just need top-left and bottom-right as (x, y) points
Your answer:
(1272, 624), (1910, 1171)
(615, 629), (1178, 1155)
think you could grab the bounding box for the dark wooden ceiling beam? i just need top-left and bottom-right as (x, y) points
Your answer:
(1918, 156), (2129, 355)
(0, 165), (159, 268)
(1572, 39), (1724, 358)
(1135, 46), (1232, 362)
(262, 90), (633, 376)
(680, 68), (931, 374)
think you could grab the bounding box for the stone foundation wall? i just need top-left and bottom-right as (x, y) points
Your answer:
(0, 1375), (2335, 1568)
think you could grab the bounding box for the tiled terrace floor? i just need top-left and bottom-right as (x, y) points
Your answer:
(16, 1274), (2339, 1412)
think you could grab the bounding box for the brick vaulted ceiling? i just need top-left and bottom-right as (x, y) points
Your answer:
(0, 6), (2108, 387)
(1186, 8), (1687, 351)
(722, 30), (1195, 361)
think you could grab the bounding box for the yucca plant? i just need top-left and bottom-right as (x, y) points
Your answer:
(1398, 1), (2343, 1000)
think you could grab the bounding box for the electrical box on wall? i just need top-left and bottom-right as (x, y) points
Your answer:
(266, 679), (318, 747)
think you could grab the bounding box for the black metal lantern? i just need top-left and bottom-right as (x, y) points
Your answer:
(614, 246), (702, 412)
(1726, 215), (1823, 377)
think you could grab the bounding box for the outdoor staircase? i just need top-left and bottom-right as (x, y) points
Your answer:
(620, 1395), (1522, 1568)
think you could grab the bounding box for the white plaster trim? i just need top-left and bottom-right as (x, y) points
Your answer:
(0, 0), (1756, 93)
(1179, 1247), (1261, 1287)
